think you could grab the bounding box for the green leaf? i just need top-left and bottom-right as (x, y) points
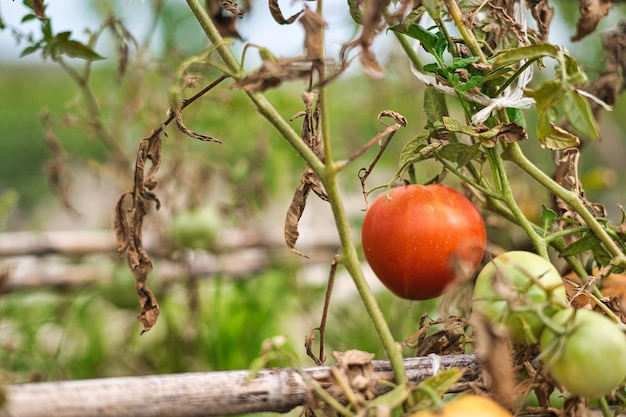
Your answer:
(21, 13), (37, 23)
(540, 204), (558, 236)
(412, 369), (463, 406)
(507, 108), (526, 128)
(423, 62), (440, 74)
(368, 382), (411, 408)
(449, 56), (480, 71)
(492, 44), (559, 67)
(561, 231), (601, 256)
(389, 24), (438, 55)
(438, 142), (469, 162)
(563, 89), (600, 140)
(20, 43), (41, 57)
(399, 135), (429, 168)
(424, 86), (448, 127)
(457, 143), (481, 167)
(53, 33), (105, 61)
(403, 7), (426, 27)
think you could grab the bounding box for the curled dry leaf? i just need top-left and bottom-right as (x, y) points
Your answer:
(340, 0), (387, 78)
(299, 7), (326, 62)
(114, 137), (164, 333)
(572, 0), (612, 42)
(285, 93), (327, 258)
(206, 0), (244, 38)
(231, 58), (313, 93)
(269, 0), (303, 24)
(31, 0), (46, 20)
(529, 0), (554, 42)
(173, 109), (221, 143)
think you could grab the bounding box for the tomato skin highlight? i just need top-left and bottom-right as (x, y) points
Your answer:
(539, 308), (626, 399)
(409, 394), (513, 417)
(361, 184), (486, 300)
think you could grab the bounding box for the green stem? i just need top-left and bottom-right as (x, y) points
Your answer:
(443, 0), (486, 63)
(184, 0), (242, 79)
(324, 175), (407, 385)
(185, 0), (408, 386)
(393, 32), (423, 72)
(503, 142), (626, 268)
(486, 147), (548, 257)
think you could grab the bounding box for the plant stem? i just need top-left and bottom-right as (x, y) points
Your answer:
(323, 175), (407, 385)
(185, 0), (408, 385)
(443, 0), (486, 63)
(503, 142), (626, 268)
(486, 147), (548, 258)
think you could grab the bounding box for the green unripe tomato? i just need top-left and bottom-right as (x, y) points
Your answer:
(540, 309), (626, 398)
(472, 251), (567, 345)
(172, 206), (220, 250)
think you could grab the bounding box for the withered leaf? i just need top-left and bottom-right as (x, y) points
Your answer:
(269, 0), (303, 24)
(231, 59), (312, 93)
(481, 122), (528, 147)
(31, 0), (46, 20)
(472, 314), (516, 409)
(206, 0), (242, 38)
(285, 92), (327, 258)
(114, 192), (132, 255)
(285, 167), (327, 258)
(572, 0), (612, 42)
(530, 0), (554, 42)
(222, 0), (244, 18)
(299, 7), (326, 62)
(173, 109), (221, 143)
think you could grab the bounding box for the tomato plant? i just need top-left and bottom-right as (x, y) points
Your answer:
(361, 184), (486, 300)
(410, 395), (513, 417)
(472, 251), (568, 345)
(539, 308), (626, 398)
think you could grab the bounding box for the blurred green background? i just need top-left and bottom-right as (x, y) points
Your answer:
(1, 0), (626, 391)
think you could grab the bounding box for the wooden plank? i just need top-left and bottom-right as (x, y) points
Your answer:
(0, 354), (481, 417)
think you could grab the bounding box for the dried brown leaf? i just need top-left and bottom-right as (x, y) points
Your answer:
(114, 192), (132, 255)
(285, 177), (311, 258)
(332, 350), (377, 402)
(572, 0), (612, 42)
(472, 314), (516, 409)
(231, 59), (313, 93)
(30, 0), (46, 20)
(530, 0), (554, 42)
(173, 109), (221, 143)
(299, 7), (326, 62)
(223, 0), (244, 18)
(284, 93), (327, 258)
(269, 0), (303, 24)
(206, 0), (242, 38)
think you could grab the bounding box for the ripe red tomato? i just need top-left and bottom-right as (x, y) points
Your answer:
(361, 184), (486, 300)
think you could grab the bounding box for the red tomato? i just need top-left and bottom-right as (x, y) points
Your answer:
(361, 184), (486, 300)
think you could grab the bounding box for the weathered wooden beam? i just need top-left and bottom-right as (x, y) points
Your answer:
(0, 354), (481, 417)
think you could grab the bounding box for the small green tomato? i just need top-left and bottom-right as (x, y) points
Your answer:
(472, 251), (567, 345)
(539, 308), (626, 398)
